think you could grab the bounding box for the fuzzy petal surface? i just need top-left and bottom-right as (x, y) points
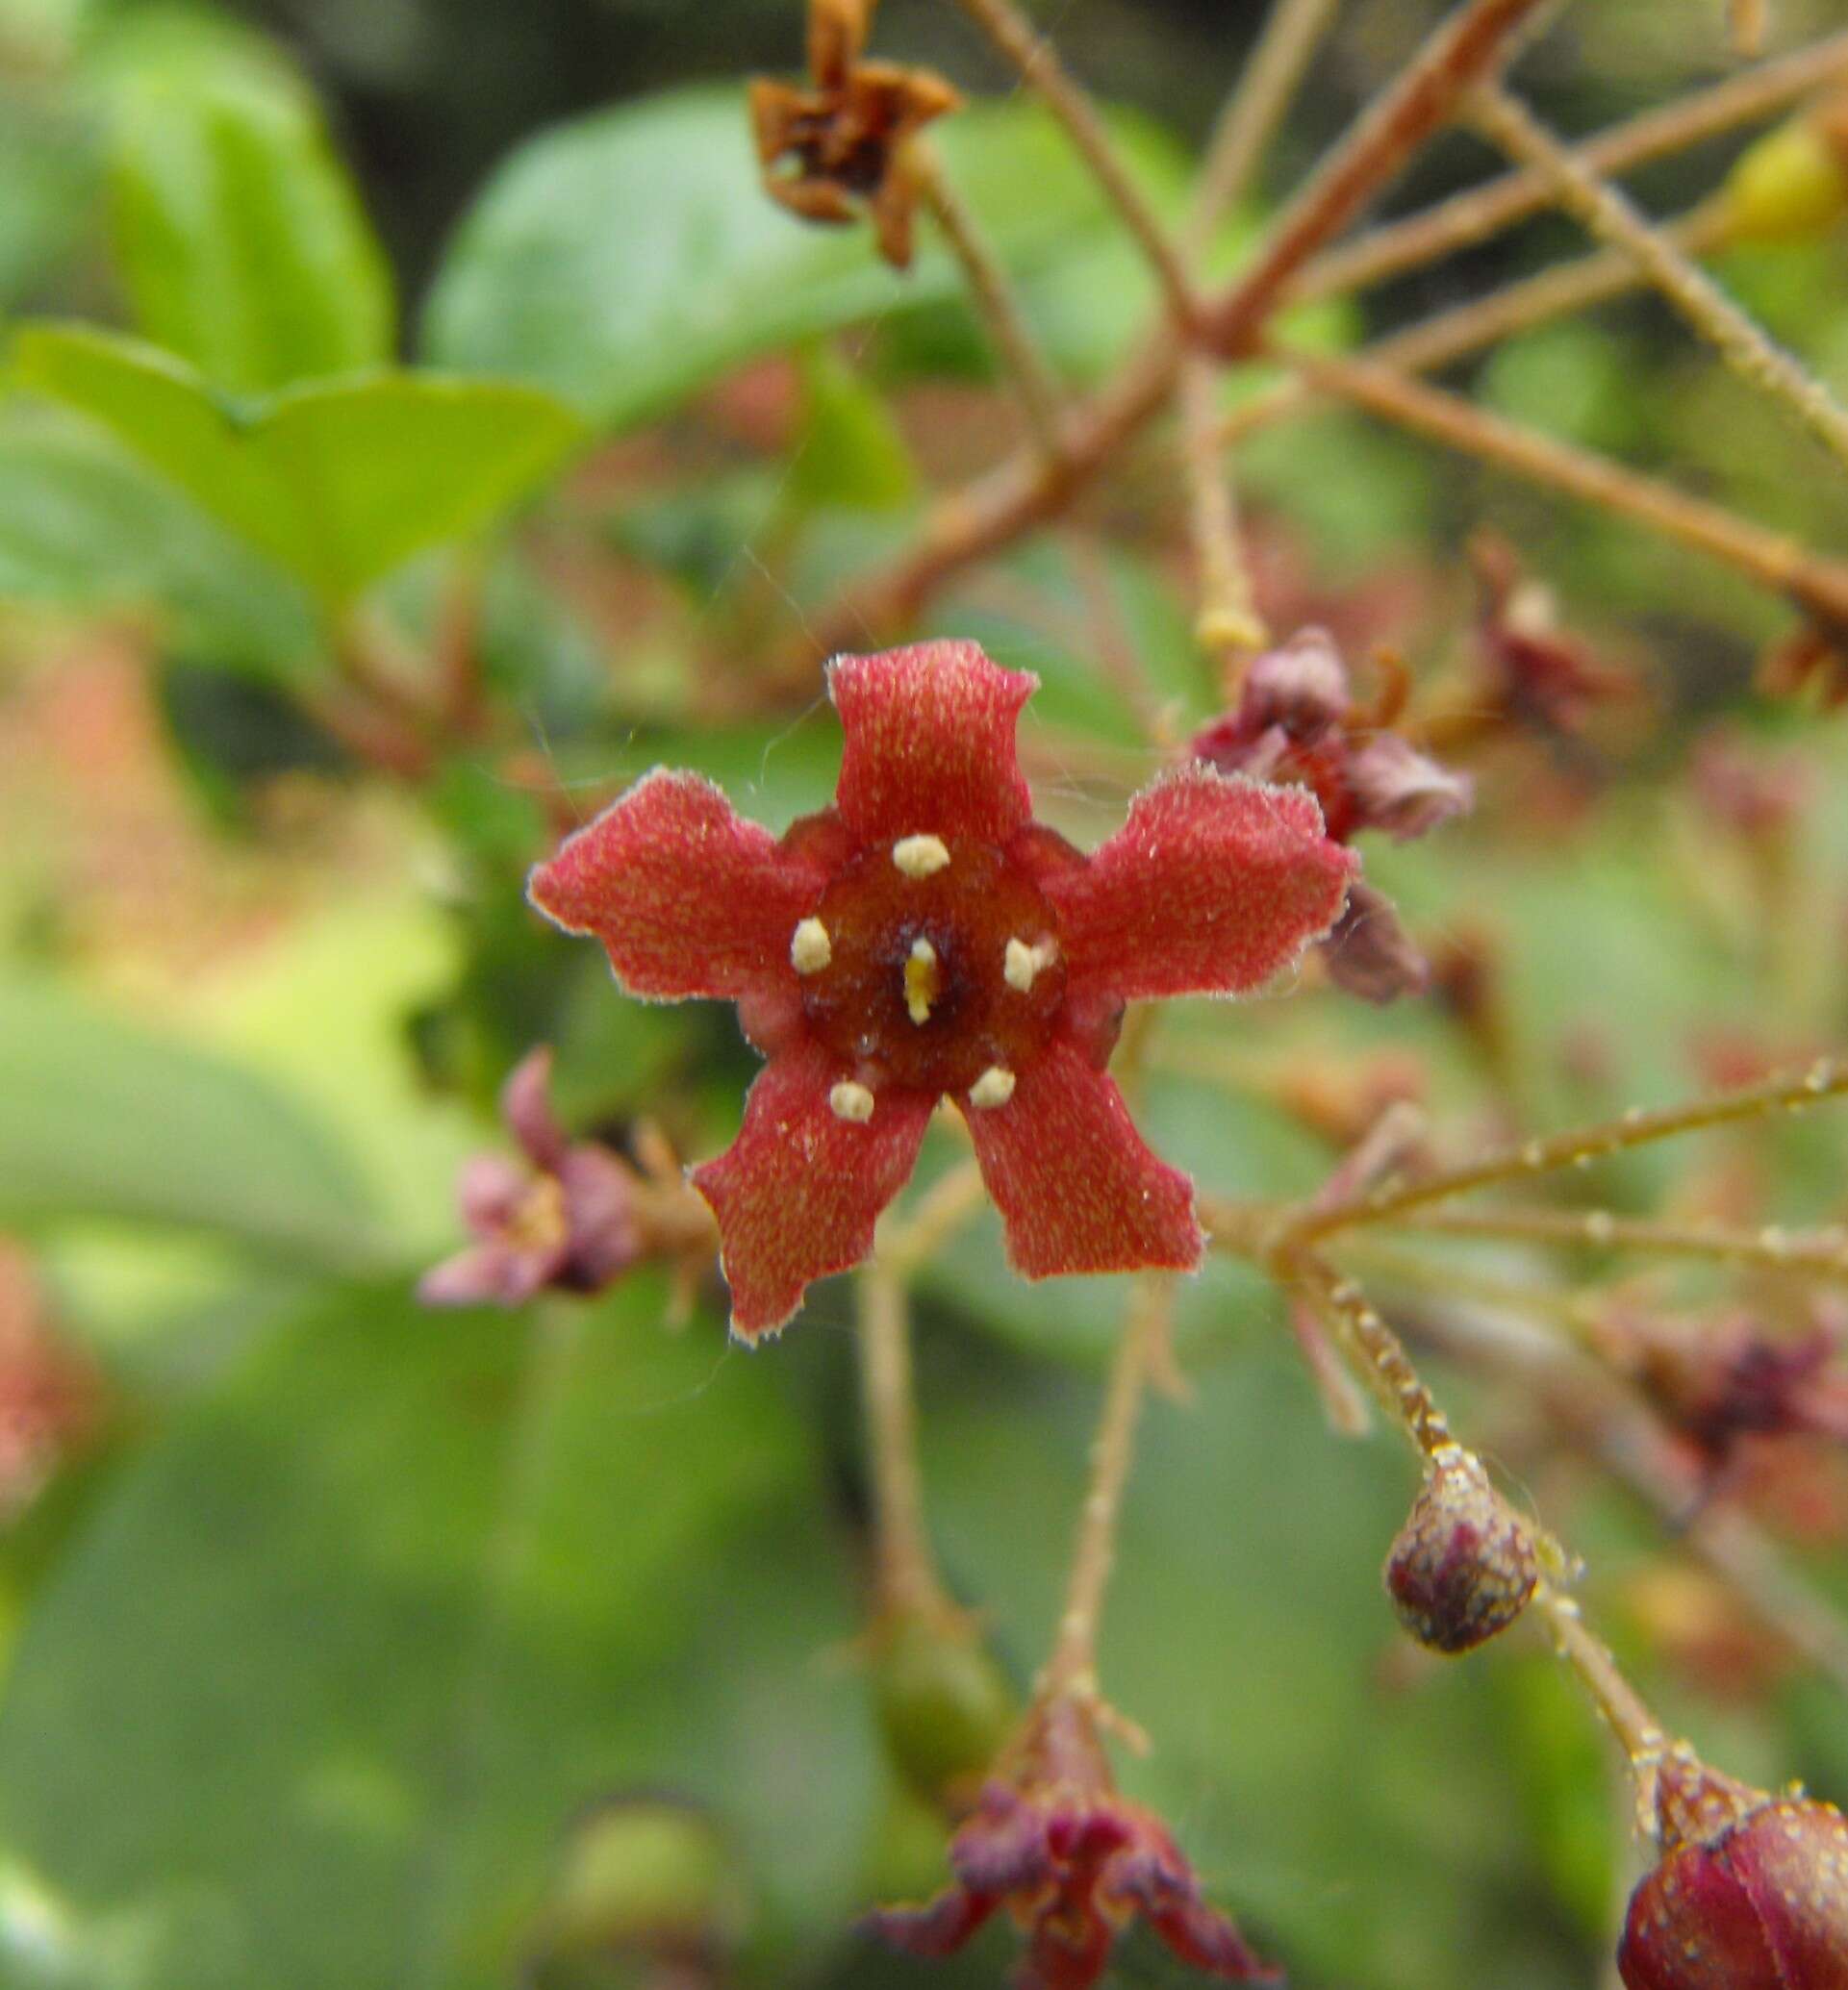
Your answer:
(500, 1045), (569, 1171)
(1047, 766), (1355, 1006)
(863, 1887), (999, 1959)
(829, 642), (1036, 844)
(959, 1038), (1202, 1278)
(692, 1042), (933, 1338)
(529, 770), (823, 1002)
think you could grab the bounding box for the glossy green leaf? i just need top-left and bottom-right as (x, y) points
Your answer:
(0, 1283), (875, 1989)
(11, 325), (585, 605)
(0, 974), (383, 1271)
(422, 88), (1192, 428)
(104, 35), (394, 393)
(0, 400), (317, 678)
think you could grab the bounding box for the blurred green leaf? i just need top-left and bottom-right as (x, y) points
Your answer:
(422, 89), (1188, 429)
(104, 42), (394, 393)
(11, 324), (585, 606)
(0, 401), (317, 678)
(789, 345), (916, 514)
(0, 1283), (875, 1989)
(0, 974), (382, 1271)
(0, 90), (100, 308)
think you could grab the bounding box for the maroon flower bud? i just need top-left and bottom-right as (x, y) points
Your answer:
(1619, 1750), (1848, 1990)
(1385, 1449), (1539, 1654)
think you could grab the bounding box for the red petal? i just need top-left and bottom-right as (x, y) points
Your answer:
(959, 1039), (1202, 1278)
(1618, 1848), (1780, 1990)
(829, 642), (1036, 844)
(1047, 767), (1355, 1005)
(528, 770), (823, 1002)
(692, 1042), (932, 1339)
(1732, 1800), (1848, 1986)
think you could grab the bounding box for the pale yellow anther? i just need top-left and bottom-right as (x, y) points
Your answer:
(1004, 935), (1057, 993)
(968, 1066), (1017, 1110)
(904, 937), (940, 1025)
(790, 917), (832, 975)
(828, 1080), (875, 1123)
(892, 834), (950, 879)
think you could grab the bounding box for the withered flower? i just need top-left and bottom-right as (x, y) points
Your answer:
(1469, 531), (1633, 738)
(868, 1695), (1279, 1988)
(419, 1047), (711, 1309)
(748, 0), (960, 269)
(1192, 627), (1471, 1003)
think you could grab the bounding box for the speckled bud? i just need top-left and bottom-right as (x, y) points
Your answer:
(1384, 1450), (1539, 1654)
(872, 1611), (1017, 1812)
(1619, 1751), (1848, 1990)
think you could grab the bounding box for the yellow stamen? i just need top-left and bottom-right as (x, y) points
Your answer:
(893, 834), (951, 879)
(968, 1066), (1017, 1110)
(904, 937), (941, 1025)
(829, 1080), (876, 1123)
(791, 917), (832, 974)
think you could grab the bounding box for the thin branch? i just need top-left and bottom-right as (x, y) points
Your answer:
(1289, 1053), (1848, 1245)
(1280, 347), (1848, 631)
(1535, 1584), (1669, 1768)
(856, 1260), (955, 1622)
(881, 1157), (990, 1276)
(1401, 1204), (1848, 1281)
(1469, 82), (1848, 473)
(1179, 352), (1268, 663)
(797, 0), (1556, 664)
(1293, 31), (1848, 305)
(913, 137), (1067, 463)
(1202, 0), (1559, 357)
(1037, 1276), (1171, 1702)
(1282, 1247), (1456, 1458)
(950, 0), (1200, 330)
(1185, 0), (1346, 256)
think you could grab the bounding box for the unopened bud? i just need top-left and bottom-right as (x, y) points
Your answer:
(1720, 104), (1848, 245)
(1619, 1749), (1848, 1989)
(1385, 1450), (1539, 1654)
(872, 1611), (1016, 1811)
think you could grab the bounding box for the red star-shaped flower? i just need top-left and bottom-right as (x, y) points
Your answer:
(530, 641), (1354, 1338)
(866, 1696), (1280, 1989)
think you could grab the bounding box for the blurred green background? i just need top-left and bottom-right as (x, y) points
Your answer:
(3, 1), (1848, 1986)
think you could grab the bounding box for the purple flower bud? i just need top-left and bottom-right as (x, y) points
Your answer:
(1385, 1449), (1539, 1654)
(1242, 627), (1352, 739)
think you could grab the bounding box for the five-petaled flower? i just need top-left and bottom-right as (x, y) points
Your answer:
(1192, 627), (1470, 1003)
(1619, 1745), (1848, 1990)
(748, 0), (960, 269)
(867, 1695), (1280, 1989)
(529, 640), (1354, 1338)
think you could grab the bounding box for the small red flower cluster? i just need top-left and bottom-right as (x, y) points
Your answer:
(530, 642), (1354, 1337)
(1620, 1749), (1848, 1990)
(1191, 627), (1470, 1003)
(868, 1697), (1278, 1990)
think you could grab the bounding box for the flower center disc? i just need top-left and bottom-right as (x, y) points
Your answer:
(801, 839), (1067, 1096)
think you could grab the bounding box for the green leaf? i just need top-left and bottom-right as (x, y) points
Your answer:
(0, 400), (317, 678)
(0, 88), (100, 308)
(0, 1284), (875, 1988)
(0, 974), (383, 1272)
(101, 29), (394, 393)
(788, 345), (917, 514)
(422, 88), (1190, 429)
(11, 325), (585, 606)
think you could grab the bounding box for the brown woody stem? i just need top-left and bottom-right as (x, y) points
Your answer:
(1281, 348), (1848, 630)
(1282, 1248), (1456, 1459)
(913, 138), (1067, 463)
(1400, 1204), (1848, 1281)
(1180, 352), (1268, 662)
(1535, 1586), (1668, 1769)
(950, 0), (1200, 330)
(1294, 31), (1848, 304)
(1469, 82), (1848, 473)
